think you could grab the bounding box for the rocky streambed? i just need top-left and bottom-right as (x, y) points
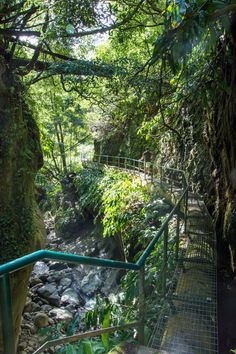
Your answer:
(17, 217), (122, 354)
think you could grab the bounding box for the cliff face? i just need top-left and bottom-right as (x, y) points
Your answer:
(0, 62), (45, 352)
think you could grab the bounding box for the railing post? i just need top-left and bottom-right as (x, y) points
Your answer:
(0, 274), (15, 354)
(175, 206), (180, 262)
(118, 156), (120, 168)
(106, 155), (108, 165)
(138, 266), (145, 345)
(162, 225), (168, 296)
(124, 158), (127, 170)
(184, 189), (188, 234)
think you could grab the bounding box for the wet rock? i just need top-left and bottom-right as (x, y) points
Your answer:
(30, 277), (42, 287)
(30, 283), (44, 292)
(60, 277), (72, 288)
(38, 274), (49, 283)
(48, 294), (61, 307)
(22, 323), (37, 334)
(41, 304), (52, 312)
(34, 312), (49, 328)
(61, 289), (80, 306)
(49, 308), (73, 322)
(18, 341), (27, 350)
(49, 262), (69, 271)
(101, 269), (119, 296)
(65, 304), (76, 313)
(81, 272), (102, 295)
(31, 302), (41, 312)
(37, 284), (57, 299)
(23, 313), (32, 321)
(33, 261), (49, 276)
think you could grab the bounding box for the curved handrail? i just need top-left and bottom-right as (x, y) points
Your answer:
(0, 250), (139, 277)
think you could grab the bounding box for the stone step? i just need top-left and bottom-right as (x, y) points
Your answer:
(108, 342), (159, 354)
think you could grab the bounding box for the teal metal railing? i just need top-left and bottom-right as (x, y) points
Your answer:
(1, 158), (188, 354)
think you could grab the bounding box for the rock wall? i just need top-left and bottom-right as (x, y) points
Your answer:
(0, 64), (45, 352)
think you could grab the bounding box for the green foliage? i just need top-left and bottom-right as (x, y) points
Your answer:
(74, 166), (172, 261)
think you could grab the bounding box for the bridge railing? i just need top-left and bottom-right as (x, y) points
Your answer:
(92, 154), (187, 190)
(0, 160), (189, 354)
(93, 154), (145, 174)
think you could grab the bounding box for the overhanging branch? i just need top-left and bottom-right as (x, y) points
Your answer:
(11, 58), (122, 78)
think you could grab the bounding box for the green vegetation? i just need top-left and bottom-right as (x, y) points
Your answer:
(0, 0), (236, 352)
(36, 165), (177, 353)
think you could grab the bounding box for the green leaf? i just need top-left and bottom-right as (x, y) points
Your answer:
(83, 341), (94, 354)
(101, 310), (111, 350)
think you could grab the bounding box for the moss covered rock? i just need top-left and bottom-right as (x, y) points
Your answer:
(0, 66), (45, 353)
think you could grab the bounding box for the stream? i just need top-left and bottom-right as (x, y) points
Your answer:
(17, 216), (122, 354)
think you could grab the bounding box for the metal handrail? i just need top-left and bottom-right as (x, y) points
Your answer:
(0, 250), (139, 276)
(0, 156), (189, 354)
(34, 321), (141, 354)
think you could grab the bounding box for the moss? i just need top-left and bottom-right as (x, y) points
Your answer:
(0, 206), (34, 263)
(0, 65), (45, 351)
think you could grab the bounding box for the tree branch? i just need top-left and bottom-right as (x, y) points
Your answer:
(11, 58), (121, 78)
(9, 38), (77, 62)
(55, 0), (146, 38)
(0, 29), (40, 37)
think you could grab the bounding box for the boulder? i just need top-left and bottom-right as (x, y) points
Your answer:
(48, 294), (61, 307)
(61, 289), (80, 306)
(81, 272), (102, 295)
(49, 308), (73, 322)
(33, 261), (49, 276)
(37, 284), (57, 299)
(34, 312), (49, 328)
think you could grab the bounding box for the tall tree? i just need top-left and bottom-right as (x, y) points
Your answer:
(0, 1), (149, 352)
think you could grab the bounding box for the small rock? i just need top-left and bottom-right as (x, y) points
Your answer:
(49, 262), (68, 271)
(30, 277), (42, 287)
(48, 318), (54, 325)
(30, 283), (44, 292)
(61, 289), (80, 306)
(31, 302), (41, 312)
(81, 272), (102, 295)
(34, 312), (49, 328)
(48, 294), (61, 307)
(65, 304), (76, 313)
(49, 308), (73, 322)
(60, 277), (72, 288)
(41, 304), (52, 312)
(37, 284), (57, 299)
(23, 313), (32, 320)
(18, 342), (27, 350)
(23, 297), (32, 313)
(39, 274), (48, 282)
(22, 323), (36, 334)
(33, 261), (49, 276)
